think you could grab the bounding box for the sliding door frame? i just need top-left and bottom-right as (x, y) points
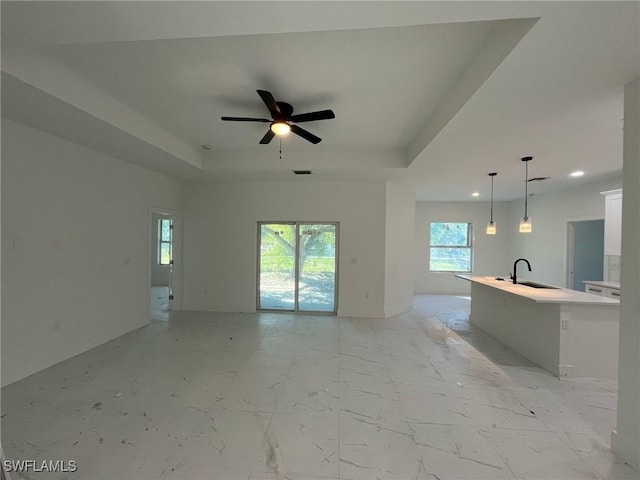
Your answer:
(256, 221), (339, 314)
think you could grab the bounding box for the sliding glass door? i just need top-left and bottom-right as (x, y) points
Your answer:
(258, 222), (338, 313)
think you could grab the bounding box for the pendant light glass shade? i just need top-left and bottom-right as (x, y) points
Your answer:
(486, 172), (497, 235)
(519, 217), (532, 233)
(520, 157), (533, 233)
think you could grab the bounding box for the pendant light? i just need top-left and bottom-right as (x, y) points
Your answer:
(519, 156), (533, 233)
(486, 172), (497, 235)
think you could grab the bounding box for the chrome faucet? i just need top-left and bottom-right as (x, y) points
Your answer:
(511, 258), (532, 284)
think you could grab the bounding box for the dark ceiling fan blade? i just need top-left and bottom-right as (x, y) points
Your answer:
(259, 129), (276, 144)
(290, 109), (335, 123)
(257, 90), (281, 119)
(290, 124), (321, 144)
(221, 116), (271, 122)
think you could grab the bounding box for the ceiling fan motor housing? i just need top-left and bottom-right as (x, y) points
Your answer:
(275, 102), (294, 120)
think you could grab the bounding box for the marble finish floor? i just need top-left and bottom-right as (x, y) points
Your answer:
(2, 295), (638, 479)
(151, 286), (170, 322)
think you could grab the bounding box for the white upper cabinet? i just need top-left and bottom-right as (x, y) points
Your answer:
(601, 189), (623, 256)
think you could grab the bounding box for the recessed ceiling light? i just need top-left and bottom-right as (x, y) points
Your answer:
(570, 170), (584, 177)
(471, 192), (480, 197)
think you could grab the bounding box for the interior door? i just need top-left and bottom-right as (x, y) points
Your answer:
(257, 222), (338, 313)
(571, 220), (604, 290)
(151, 214), (174, 321)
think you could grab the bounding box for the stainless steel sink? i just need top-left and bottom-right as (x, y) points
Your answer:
(518, 281), (560, 289)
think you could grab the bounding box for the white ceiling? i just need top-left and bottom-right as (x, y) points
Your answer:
(2, 1), (638, 201)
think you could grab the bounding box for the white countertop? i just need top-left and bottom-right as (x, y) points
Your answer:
(456, 275), (619, 305)
(583, 280), (621, 289)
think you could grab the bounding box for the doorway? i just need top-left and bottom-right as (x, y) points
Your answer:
(567, 219), (604, 291)
(151, 213), (174, 320)
(257, 222), (338, 313)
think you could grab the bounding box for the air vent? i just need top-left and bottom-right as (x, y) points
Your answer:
(293, 170), (312, 175)
(528, 176), (550, 182)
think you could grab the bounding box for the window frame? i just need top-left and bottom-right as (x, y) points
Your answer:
(428, 222), (474, 273)
(158, 218), (172, 266)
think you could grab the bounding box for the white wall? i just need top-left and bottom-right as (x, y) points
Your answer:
(413, 201), (511, 294)
(151, 213), (171, 286)
(507, 176), (623, 287)
(384, 183), (415, 316)
(1, 118), (182, 386)
(182, 180), (391, 317)
(613, 77), (640, 468)
(1, 116), (3, 395)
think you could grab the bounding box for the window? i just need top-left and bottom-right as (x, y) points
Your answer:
(429, 222), (473, 272)
(158, 218), (172, 265)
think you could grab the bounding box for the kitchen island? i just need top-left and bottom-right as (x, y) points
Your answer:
(456, 275), (620, 378)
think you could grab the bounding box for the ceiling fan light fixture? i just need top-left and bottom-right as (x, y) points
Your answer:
(270, 122), (291, 136)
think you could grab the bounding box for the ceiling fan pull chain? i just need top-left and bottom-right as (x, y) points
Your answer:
(279, 137), (282, 159)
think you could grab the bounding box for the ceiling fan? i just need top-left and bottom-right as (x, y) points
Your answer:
(221, 90), (335, 144)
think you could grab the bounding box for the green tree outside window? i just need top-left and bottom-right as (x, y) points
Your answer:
(429, 222), (473, 272)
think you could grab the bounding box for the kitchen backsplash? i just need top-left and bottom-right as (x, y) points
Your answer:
(607, 255), (621, 283)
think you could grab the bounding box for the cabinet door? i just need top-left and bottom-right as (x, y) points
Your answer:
(604, 193), (622, 256)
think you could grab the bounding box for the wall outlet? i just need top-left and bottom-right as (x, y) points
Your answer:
(561, 312), (571, 330)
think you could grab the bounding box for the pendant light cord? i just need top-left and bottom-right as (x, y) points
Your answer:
(524, 160), (529, 219)
(490, 175), (495, 223)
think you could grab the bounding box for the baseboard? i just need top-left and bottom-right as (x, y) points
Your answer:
(611, 429), (640, 469)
